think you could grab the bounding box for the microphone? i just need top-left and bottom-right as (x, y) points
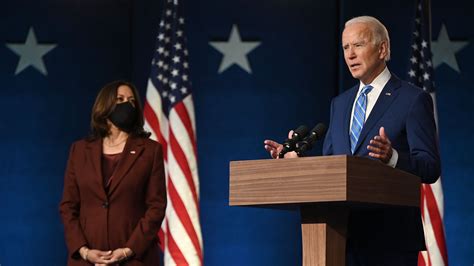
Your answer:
(278, 125), (309, 158)
(295, 123), (327, 156)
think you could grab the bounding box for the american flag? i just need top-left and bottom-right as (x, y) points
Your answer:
(143, 0), (203, 265)
(408, 0), (448, 265)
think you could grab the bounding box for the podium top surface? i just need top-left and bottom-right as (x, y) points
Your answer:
(229, 155), (420, 207)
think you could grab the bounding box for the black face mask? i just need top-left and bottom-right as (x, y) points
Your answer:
(108, 102), (137, 132)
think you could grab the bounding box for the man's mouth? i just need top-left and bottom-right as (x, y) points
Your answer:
(350, 63), (361, 69)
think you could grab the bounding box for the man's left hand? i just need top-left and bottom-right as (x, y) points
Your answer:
(367, 127), (393, 163)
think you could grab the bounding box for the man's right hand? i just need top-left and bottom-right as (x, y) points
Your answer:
(264, 130), (298, 159)
(263, 139), (283, 159)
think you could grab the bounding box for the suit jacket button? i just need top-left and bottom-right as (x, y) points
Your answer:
(102, 201), (109, 208)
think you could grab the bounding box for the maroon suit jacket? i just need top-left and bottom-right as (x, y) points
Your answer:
(59, 137), (166, 265)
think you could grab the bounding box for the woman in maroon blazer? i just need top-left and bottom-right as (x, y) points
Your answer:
(59, 80), (167, 265)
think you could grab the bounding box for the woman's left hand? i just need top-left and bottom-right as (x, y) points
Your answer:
(101, 248), (133, 264)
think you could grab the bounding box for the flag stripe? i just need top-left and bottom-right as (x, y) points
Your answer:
(183, 97), (197, 139)
(166, 195), (201, 265)
(168, 179), (203, 261)
(144, 101), (167, 153)
(144, 80), (170, 149)
(418, 251), (427, 266)
(167, 127), (202, 235)
(169, 127), (199, 206)
(158, 220), (166, 251)
(174, 101), (198, 155)
(166, 140), (201, 240)
(169, 103), (199, 192)
(165, 139), (202, 264)
(166, 221), (188, 265)
(422, 188), (443, 265)
(424, 184), (448, 263)
(429, 174), (445, 217)
(182, 98), (200, 196)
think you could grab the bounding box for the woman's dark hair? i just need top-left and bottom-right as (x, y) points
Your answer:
(89, 80), (150, 139)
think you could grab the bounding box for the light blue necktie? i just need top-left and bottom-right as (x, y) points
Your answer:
(350, 85), (373, 154)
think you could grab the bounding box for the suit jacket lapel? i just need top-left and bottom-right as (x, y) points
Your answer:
(107, 137), (144, 195)
(86, 139), (107, 199)
(344, 85), (359, 155)
(353, 74), (401, 153)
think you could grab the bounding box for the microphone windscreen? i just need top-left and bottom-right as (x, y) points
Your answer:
(311, 123), (327, 140)
(293, 125), (309, 140)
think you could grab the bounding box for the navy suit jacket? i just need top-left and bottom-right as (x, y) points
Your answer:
(322, 74), (441, 251)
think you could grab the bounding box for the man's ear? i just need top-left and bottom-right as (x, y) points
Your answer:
(379, 41), (388, 60)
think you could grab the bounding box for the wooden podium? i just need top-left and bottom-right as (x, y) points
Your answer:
(229, 155), (420, 266)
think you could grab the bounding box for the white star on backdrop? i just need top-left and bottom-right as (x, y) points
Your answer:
(6, 27), (57, 76)
(209, 25), (261, 74)
(431, 24), (469, 73)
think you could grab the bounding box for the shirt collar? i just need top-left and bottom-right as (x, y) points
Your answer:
(358, 66), (391, 93)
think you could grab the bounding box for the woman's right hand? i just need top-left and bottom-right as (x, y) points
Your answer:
(87, 250), (113, 264)
(79, 247), (113, 264)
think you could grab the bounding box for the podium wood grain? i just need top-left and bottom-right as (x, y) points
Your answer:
(229, 155), (419, 207)
(229, 155), (420, 266)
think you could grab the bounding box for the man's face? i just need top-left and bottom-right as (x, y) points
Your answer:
(342, 23), (387, 84)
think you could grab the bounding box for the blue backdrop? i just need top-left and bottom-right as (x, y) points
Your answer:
(0, 0), (472, 265)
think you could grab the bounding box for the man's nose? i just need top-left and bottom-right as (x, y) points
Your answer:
(347, 47), (356, 58)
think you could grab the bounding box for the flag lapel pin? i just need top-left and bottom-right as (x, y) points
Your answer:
(385, 92), (392, 96)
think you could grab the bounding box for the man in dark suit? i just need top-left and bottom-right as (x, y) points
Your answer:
(265, 16), (440, 265)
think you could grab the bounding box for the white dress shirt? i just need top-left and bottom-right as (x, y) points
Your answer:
(349, 67), (398, 167)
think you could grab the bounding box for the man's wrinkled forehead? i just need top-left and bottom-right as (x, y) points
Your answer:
(342, 23), (373, 44)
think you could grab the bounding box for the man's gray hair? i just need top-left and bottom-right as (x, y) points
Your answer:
(345, 16), (391, 61)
